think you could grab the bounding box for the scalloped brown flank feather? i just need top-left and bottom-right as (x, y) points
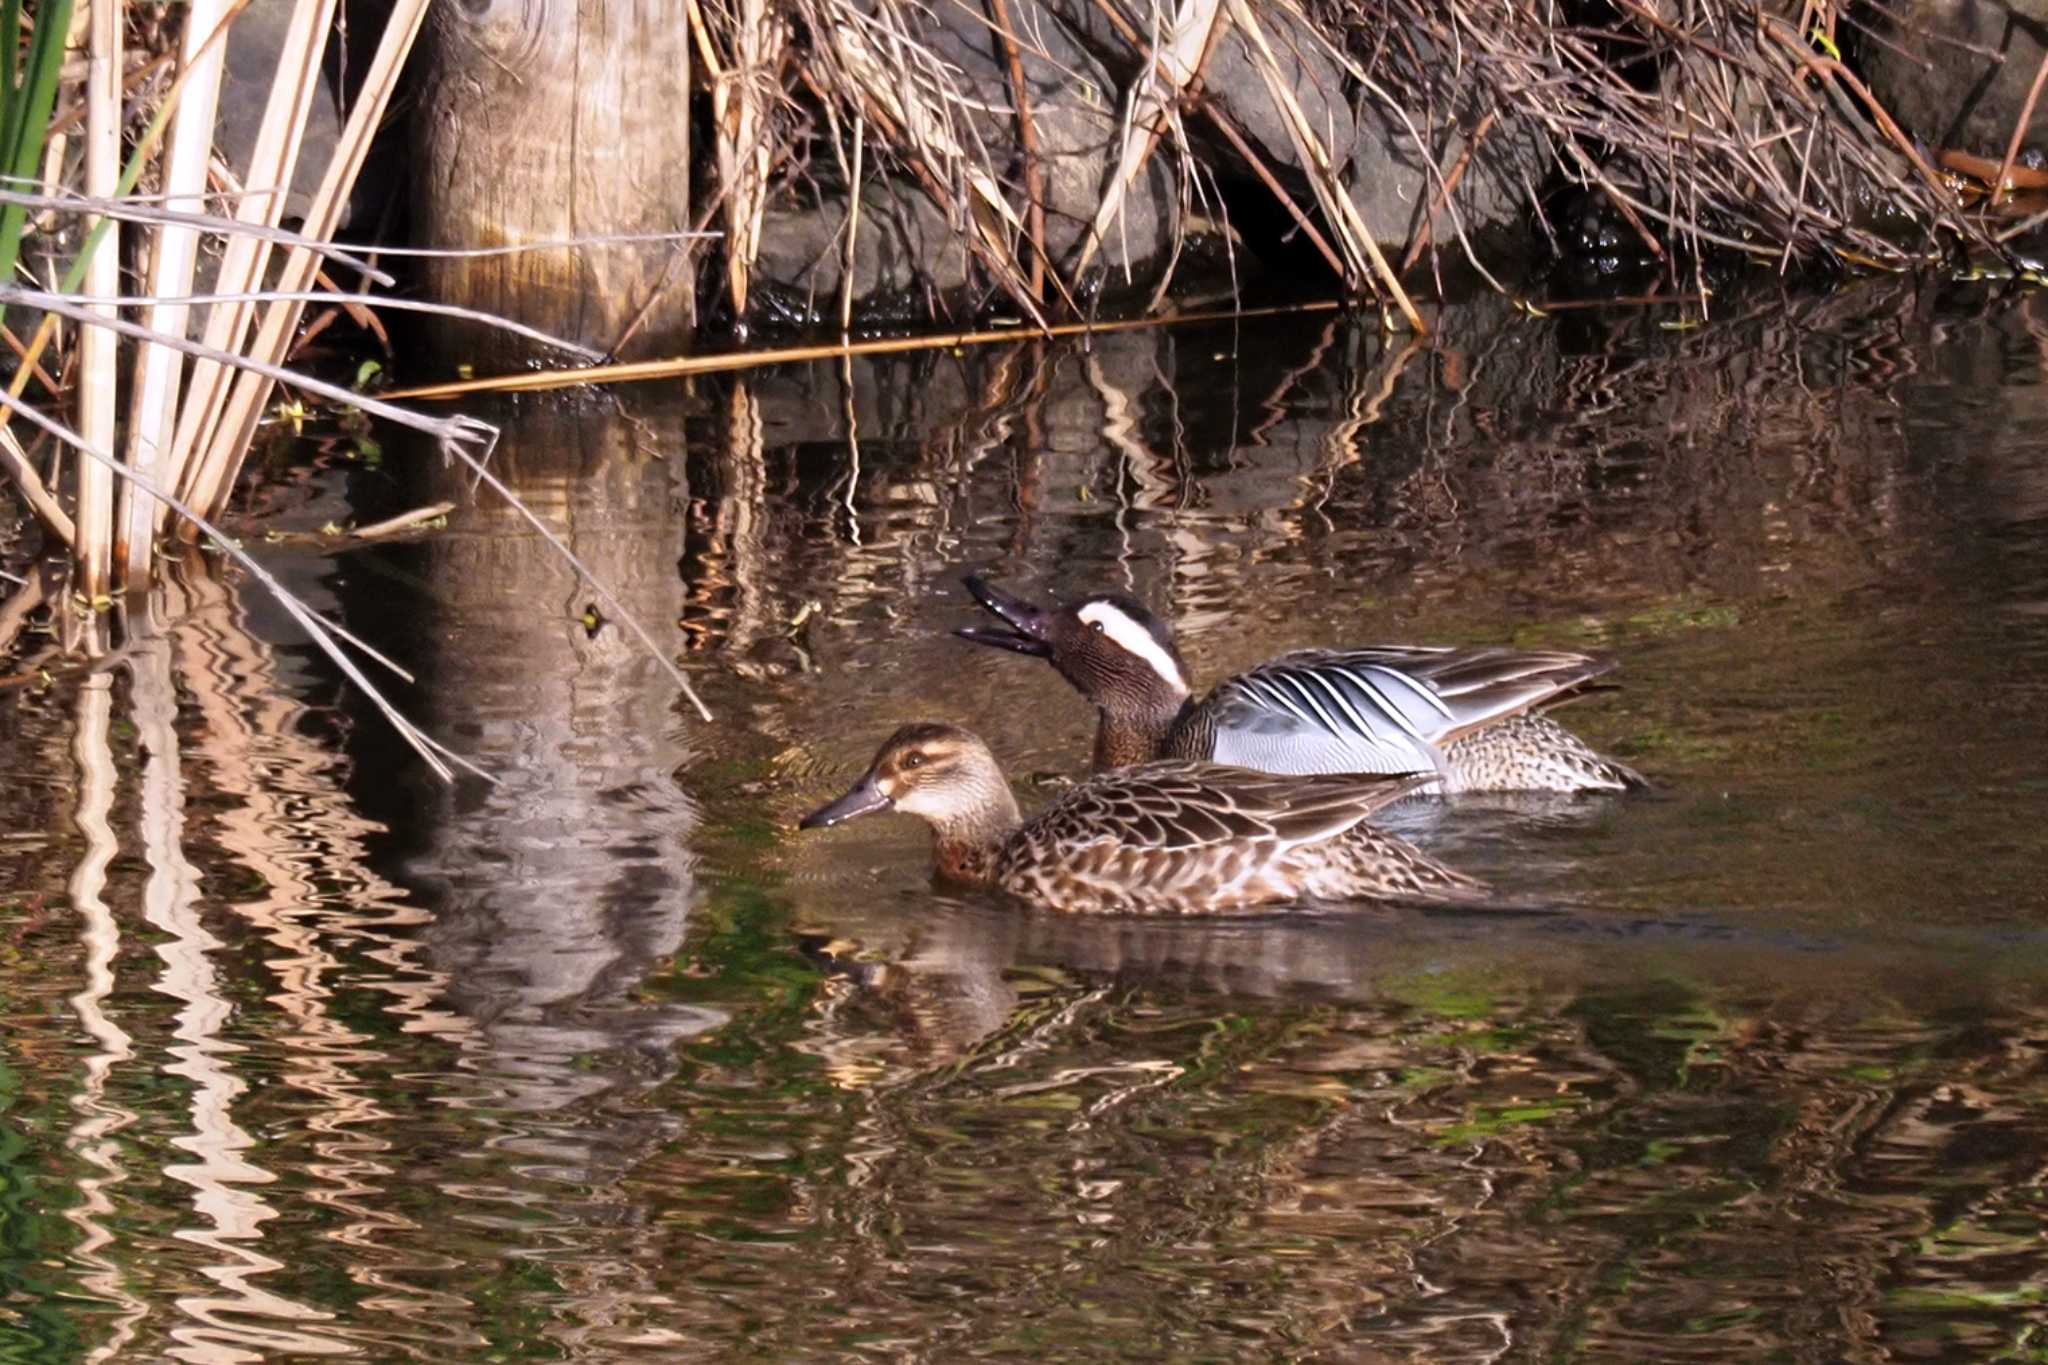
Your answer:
(801, 724), (1487, 916)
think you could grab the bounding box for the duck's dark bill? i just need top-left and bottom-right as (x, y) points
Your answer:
(957, 574), (1053, 656)
(953, 624), (1051, 656)
(800, 776), (893, 829)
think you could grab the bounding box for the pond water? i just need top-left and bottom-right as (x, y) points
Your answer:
(3, 279), (2047, 1361)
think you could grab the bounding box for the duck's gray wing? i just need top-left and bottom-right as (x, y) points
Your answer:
(1203, 646), (1615, 774)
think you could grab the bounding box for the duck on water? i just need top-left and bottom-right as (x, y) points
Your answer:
(955, 575), (1643, 794)
(799, 723), (1486, 916)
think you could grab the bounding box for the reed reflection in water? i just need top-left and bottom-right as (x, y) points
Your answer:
(0, 279), (2043, 1359)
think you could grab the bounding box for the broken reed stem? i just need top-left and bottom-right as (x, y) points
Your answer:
(2, 0), (278, 425)
(0, 317), (64, 397)
(0, 384), (487, 782)
(0, 427), (75, 546)
(1073, 0), (1226, 280)
(1225, 0), (1422, 330)
(840, 114), (862, 335)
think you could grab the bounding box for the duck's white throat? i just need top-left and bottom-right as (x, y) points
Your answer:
(1079, 601), (1189, 696)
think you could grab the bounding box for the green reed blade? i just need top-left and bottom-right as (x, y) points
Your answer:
(0, 0), (27, 161)
(0, 0), (76, 330)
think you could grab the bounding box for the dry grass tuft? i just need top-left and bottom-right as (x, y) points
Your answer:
(694, 0), (2004, 328)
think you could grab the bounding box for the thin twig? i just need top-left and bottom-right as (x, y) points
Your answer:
(987, 0), (1046, 304)
(1995, 50), (2048, 207)
(0, 186), (396, 284)
(69, 287), (607, 360)
(1401, 108), (1497, 275)
(1189, 85), (1347, 280)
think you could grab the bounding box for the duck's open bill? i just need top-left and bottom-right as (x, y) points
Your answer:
(954, 573), (1054, 657)
(800, 774), (893, 829)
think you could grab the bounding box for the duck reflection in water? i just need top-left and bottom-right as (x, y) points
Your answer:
(800, 722), (1486, 915)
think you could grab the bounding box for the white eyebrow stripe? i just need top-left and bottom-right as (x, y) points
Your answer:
(1078, 601), (1189, 694)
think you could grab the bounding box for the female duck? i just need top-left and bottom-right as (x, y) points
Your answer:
(956, 575), (1643, 793)
(799, 722), (1485, 915)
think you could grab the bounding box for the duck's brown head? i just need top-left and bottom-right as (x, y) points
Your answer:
(800, 722), (1014, 832)
(956, 575), (1191, 721)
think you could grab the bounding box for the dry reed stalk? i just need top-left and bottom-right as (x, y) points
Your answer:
(689, 0), (790, 323)
(0, 384), (491, 779)
(383, 297), (1349, 401)
(178, 0), (432, 528)
(840, 114), (863, 335)
(11, 272), (719, 728)
(2, 0), (265, 422)
(75, 0), (119, 598)
(116, 0), (235, 582)
(1189, 80), (1345, 279)
(1227, 0), (1421, 329)
(1083, 0), (1348, 284)
(1401, 108), (1497, 276)
(1075, 0), (1226, 280)
(985, 0), (1045, 302)
(0, 426), (73, 545)
(166, 0), (336, 506)
(800, 0), (1045, 323)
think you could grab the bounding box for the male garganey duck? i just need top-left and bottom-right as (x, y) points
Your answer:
(956, 575), (1643, 794)
(800, 722), (1485, 915)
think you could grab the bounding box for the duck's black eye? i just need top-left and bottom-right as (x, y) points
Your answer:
(1089, 621), (1105, 633)
(901, 751), (926, 770)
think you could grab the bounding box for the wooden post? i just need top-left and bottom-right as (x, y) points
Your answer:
(414, 0), (696, 364)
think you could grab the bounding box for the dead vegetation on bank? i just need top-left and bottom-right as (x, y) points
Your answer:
(687, 0), (2024, 331)
(3, 0), (2032, 588)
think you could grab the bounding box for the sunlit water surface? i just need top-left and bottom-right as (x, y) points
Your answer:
(3, 282), (2046, 1361)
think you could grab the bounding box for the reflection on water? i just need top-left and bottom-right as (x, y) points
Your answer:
(2, 280), (2046, 1359)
